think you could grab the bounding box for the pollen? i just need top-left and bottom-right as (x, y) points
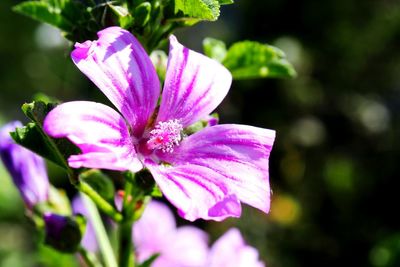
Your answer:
(147, 119), (183, 153)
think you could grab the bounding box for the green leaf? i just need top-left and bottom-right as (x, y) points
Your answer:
(13, 1), (71, 31)
(150, 185), (162, 197)
(174, 0), (220, 21)
(59, 0), (100, 42)
(38, 244), (80, 267)
(218, 0), (234, 4)
(109, 4), (134, 29)
(134, 2), (152, 27)
(222, 41), (297, 79)
(203, 37), (227, 62)
(11, 122), (66, 169)
(11, 101), (79, 170)
(138, 254), (160, 267)
(22, 101), (56, 124)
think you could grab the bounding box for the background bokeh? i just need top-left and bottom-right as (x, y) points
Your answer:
(1, 0), (400, 266)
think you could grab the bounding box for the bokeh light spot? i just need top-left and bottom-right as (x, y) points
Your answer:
(269, 194), (301, 225)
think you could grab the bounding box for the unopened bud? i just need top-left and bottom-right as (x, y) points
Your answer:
(43, 213), (86, 253)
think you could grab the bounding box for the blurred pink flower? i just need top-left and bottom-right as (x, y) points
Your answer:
(135, 201), (266, 267)
(72, 196), (98, 252)
(134, 201), (208, 267)
(44, 26), (275, 221)
(207, 228), (265, 267)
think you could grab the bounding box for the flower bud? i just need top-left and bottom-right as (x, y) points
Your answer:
(0, 121), (49, 208)
(43, 212), (86, 253)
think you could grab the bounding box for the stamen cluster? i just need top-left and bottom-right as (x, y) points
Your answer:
(147, 119), (183, 153)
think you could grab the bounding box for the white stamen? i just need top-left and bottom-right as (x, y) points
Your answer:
(147, 119), (183, 153)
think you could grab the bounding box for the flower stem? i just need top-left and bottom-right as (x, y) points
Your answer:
(119, 221), (134, 267)
(77, 180), (123, 222)
(78, 246), (103, 267)
(81, 193), (118, 267)
(118, 179), (135, 267)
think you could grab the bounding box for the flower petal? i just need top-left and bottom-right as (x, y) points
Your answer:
(158, 124), (275, 214)
(0, 121), (49, 207)
(156, 35), (232, 128)
(159, 226), (209, 267)
(71, 27), (160, 137)
(208, 228), (265, 267)
(44, 101), (142, 172)
(72, 196), (98, 252)
(134, 201), (177, 261)
(145, 159), (242, 221)
(134, 201), (209, 267)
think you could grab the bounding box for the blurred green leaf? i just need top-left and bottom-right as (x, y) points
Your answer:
(150, 50), (168, 82)
(109, 4), (134, 29)
(218, 0), (234, 4)
(13, 1), (71, 31)
(150, 185), (162, 197)
(138, 254), (160, 267)
(37, 244), (80, 267)
(203, 37), (227, 62)
(370, 234), (400, 267)
(134, 2), (152, 27)
(174, 0), (220, 21)
(222, 41), (297, 79)
(48, 187), (73, 215)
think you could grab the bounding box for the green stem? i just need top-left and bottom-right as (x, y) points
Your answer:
(119, 179), (135, 267)
(81, 193), (118, 267)
(78, 246), (103, 267)
(119, 221), (134, 267)
(77, 180), (123, 222)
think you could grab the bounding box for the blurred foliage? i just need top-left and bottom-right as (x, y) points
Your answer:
(203, 37), (296, 79)
(11, 0), (235, 51)
(1, 0), (400, 267)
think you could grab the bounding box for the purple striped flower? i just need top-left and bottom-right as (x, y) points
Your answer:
(44, 26), (275, 221)
(0, 121), (49, 208)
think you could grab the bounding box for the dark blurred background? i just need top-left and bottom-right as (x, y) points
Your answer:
(1, 0), (400, 266)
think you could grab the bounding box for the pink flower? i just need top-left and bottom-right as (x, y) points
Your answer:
(44, 26), (275, 221)
(72, 196), (98, 252)
(207, 228), (265, 267)
(134, 201), (208, 267)
(135, 201), (265, 267)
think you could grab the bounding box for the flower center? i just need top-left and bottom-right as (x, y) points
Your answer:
(146, 119), (183, 153)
